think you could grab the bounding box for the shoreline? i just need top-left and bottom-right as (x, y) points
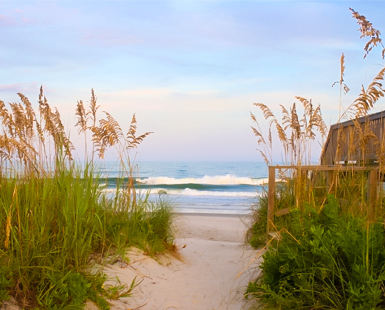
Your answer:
(172, 211), (253, 217)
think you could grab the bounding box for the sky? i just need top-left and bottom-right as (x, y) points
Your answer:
(1, 0), (385, 162)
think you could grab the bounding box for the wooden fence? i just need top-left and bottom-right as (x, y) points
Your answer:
(267, 165), (380, 234)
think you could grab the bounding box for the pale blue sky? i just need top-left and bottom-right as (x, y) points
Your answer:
(1, 0), (385, 162)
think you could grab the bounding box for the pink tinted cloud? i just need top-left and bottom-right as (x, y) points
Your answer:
(0, 10), (35, 26)
(0, 14), (16, 26)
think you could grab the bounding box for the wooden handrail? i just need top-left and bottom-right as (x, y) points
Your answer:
(266, 165), (379, 235)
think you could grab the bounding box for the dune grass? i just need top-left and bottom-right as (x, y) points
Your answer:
(0, 89), (175, 309)
(247, 8), (385, 309)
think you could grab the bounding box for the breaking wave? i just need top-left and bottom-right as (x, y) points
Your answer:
(136, 175), (267, 186)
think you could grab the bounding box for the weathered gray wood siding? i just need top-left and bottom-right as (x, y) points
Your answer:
(320, 111), (385, 165)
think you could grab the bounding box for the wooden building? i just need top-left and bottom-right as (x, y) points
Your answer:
(266, 111), (385, 234)
(320, 110), (385, 166)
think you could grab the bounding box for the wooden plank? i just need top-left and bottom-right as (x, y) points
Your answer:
(368, 169), (378, 222)
(269, 165), (379, 171)
(268, 231), (281, 240)
(267, 166), (276, 234)
(266, 164), (381, 227)
(320, 111), (385, 165)
(328, 111), (385, 131)
(275, 207), (291, 217)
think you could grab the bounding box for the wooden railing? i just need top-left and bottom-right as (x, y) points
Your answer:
(267, 165), (380, 234)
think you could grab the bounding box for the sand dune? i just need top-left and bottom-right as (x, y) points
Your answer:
(1, 214), (261, 310)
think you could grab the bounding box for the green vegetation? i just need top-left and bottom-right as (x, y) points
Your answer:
(246, 194), (268, 249)
(247, 8), (385, 309)
(247, 196), (385, 309)
(0, 89), (175, 309)
(246, 182), (296, 249)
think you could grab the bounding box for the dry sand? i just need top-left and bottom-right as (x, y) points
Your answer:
(1, 214), (262, 310)
(102, 213), (261, 310)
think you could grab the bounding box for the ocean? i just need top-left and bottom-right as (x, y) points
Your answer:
(99, 161), (268, 215)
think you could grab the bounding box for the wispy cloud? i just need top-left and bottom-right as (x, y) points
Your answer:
(81, 30), (142, 47)
(0, 14), (16, 26)
(0, 82), (39, 94)
(100, 88), (172, 98)
(2, 0), (385, 161)
(0, 8), (36, 27)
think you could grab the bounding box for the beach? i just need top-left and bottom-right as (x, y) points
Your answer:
(97, 213), (260, 310)
(0, 213), (261, 310)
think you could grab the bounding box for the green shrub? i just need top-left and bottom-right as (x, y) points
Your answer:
(246, 195), (385, 309)
(36, 270), (110, 310)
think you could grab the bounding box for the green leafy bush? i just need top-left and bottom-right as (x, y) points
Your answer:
(247, 195), (385, 309)
(37, 271), (110, 310)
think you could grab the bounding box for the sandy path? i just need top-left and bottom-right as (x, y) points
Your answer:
(0, 214), (261, 310)
(104, 214), (261, 310)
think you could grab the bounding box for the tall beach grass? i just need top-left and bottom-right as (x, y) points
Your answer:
(0, 88), (175, 309)
(247, 8), (385, 309)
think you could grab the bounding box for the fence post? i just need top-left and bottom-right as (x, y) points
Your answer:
(267, 166), (276, 234)
(368, 169), (378, 222)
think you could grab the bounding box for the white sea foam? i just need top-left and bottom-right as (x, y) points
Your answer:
(173, 206), (252, 215)
(178, 188), (257, 197)
(150, 188), (261, 197)
(136, 175), (268, 186)
(102, 187), (261, 197)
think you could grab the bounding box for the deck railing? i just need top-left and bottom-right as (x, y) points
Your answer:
(267, 165), (380, 234)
